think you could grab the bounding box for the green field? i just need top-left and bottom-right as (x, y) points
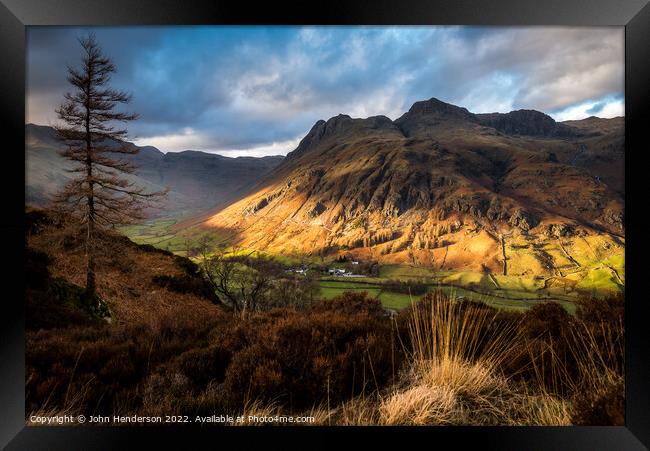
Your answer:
(122, 217), (318, 267)
(317, 278), (577, 312)
(121, 216), (235, 255)
(122, 218), (622, 314)
(318, 280), (417, 310)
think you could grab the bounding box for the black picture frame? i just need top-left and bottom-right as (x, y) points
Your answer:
(2, 1), (649, 449)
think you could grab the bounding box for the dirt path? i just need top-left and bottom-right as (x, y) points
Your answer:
(557, 239), (581, 268)
(488, 273), (500, 289)
(604, 264), (624, 286)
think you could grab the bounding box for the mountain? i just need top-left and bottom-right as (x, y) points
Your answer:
(25, 124), (284, 215)
(198, 97), (624, 277)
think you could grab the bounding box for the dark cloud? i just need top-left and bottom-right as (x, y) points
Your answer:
(27, 26), (624, 156)
(586, 101), (607, 115)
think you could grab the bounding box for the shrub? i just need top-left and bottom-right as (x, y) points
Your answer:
(218, 292), (399, 410)
(26, 292), (400, 418)
(104, 253), (136, 274)
(520, 302), (573, 340)
(575, 295), (624, 373)
(266, 277), (319, 310)
(571, 377), (624, 425)
(575, 294), (624, 324)
(135, 242), (175, 256)
(25, 208), (62, 235)
(173, 345), (231, 387)
(498, 302), (576, 395)
(311, 291), (386, 316)
(152, 274), (219, 304)
(26, 246), (100, 330)
(26, 282), (99, 331)
(381, 279), (428, 296)
(25, 247), (52, 290)
(173, 255), (201, 275)
(26, 313), (225, 416)
(147, 252), (222, 304)
(565, 295), (624, 425)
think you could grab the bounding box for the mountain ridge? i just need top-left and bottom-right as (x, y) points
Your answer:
(25, 123), (284, 215)
(198, 97), (624, 276)
(284, 97), (619, 164)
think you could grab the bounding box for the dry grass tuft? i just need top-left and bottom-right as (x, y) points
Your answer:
(380, 384), (457, 425)
(378, 292), (570, 425)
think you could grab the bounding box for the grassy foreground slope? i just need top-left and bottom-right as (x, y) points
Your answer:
(26, 209), (624, 426)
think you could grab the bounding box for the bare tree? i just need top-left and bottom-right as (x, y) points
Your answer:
(194, 237), (283, 316)
(268, 271), (318, 310)
(53, 33), (166, 306)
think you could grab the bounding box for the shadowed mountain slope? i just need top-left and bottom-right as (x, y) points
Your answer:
(25, 124), (284, 215)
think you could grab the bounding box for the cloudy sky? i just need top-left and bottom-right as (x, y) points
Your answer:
(27, 26), (624, 157)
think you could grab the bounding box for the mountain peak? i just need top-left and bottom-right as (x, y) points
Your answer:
(394, 97), (476, 137)
(286, 114), (401, 160)
(404, 97), (475, 120)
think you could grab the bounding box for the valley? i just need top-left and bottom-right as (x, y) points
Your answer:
(23, 26), (628, 428)
(27, 98), (625, 312)
(26, 123), (284, 216)
(108, 98), (625, 311)
(119, 213), (622, 312)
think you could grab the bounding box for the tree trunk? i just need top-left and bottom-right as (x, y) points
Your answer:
(84, 79), (97, 307)
(85, 196), (96, 306)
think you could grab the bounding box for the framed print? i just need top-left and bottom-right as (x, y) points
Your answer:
(2, 0), (649, 449)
